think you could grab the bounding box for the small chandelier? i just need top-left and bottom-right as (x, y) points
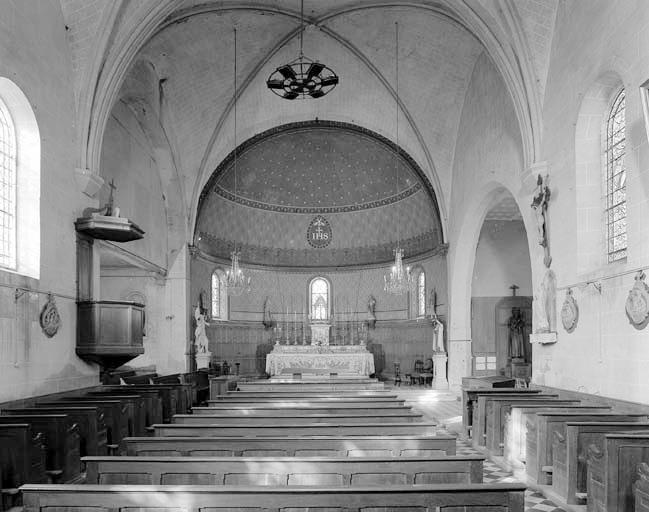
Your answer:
(383, 22), (412, 296)
(384, 247), (413, 295)
(266, 0), (338, 100)
(226, 28), (251, 296)
(226, 249), (251, 296)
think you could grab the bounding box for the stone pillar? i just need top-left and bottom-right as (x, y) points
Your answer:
(448, 339), (472, 392)
(432, 353), (448, 389)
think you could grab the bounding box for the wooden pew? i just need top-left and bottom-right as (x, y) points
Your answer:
(0, 415), (80, 483)
(472, 393), (559, 447)
(504, 404), (612, 468)
(154, 422), (438, 437)
(43, 399), (126, 448)
(218, 390), (397, 399)
(2, 406), (107, 458)
(152, 374), (194, 411)
(552, 421), (649, 504)
(91, 387), (164, 425)
(586, 432), (649, 512)
(236, 380), (385, 392)
(21, 483), (527, 512)
(83, 454), (485, 485)
(121, 434), (458, 457)
(101, 384), (179, 422)
(81, 393), (146, 436)
(172, 412), (423, 425)
(0, 424), (47, 510)
(527, 412), (648, 485)
(208, 397), (405, 405)
(462, 387), (542, 437)
(192, 405), (412, 416)
(485, 397), (580, 454)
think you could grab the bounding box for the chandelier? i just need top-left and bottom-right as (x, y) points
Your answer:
(384, 247), (412, 295)
(384, 22), (412, 296)
(226, 27), (251, 296)
(226, 249), (251, 296)
(266, 0), (338, 100)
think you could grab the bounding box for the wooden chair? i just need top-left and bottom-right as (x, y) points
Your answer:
(419, 358), (433, 387)
(393, 362), (401, 387)
(408, 360), (424, 386)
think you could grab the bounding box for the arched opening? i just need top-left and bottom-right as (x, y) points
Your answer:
(470, 191), (533, 383)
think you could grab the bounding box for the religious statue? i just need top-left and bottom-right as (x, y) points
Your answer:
(508, 307), (526, 360)
(366, 295), (377, 329)
(194, 305), (210, 354)
(531, 173), (552, 267)
(431, 315), (445, 353)
(533, 270), (557, 333)
(429, 287), (438, 317)
(262, 296), (275, 329)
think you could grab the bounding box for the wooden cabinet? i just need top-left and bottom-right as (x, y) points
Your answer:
(76, 300), (145, 369)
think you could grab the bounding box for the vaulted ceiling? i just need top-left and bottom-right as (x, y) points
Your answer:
(59, 0), (559, 241)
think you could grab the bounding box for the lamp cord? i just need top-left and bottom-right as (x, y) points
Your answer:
(233, 27), (238, 253)
(299, 0), (304, 59)
(395, 21), (400, 247)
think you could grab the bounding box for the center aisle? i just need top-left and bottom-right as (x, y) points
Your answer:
(395, 387), (567, 512)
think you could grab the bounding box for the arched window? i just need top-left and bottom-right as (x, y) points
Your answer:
(211, 269), (227, 319)
(417, 270), (426, 317)
(604, 89), (627, 262)
(310, 277), (329, 321)
(0, 97), (16, 270)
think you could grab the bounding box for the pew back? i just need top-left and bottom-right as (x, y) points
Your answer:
(121, 435), (458, 457)
(45, 400), (125, 446)
(84, 455), (484, 485)
(172, 413), (422, 425)
(21, 483), (527, 512)
(0, 424), (47, 487)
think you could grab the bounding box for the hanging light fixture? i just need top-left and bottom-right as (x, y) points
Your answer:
(266, 0), (338, 100)
(384, 21), (413, 296)
(226, 27), (251, 297)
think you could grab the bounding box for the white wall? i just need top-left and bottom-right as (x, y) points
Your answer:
(532, 0), (649, 402)
(0, 1), (98, 403)
(473, 220), (532, 298)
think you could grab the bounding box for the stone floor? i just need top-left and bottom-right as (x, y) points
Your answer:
(392, 386), (567, 512)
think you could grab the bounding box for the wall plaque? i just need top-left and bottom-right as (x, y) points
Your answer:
(40, 293), (61, 338)
(626, 271), (649, 330)
(560, 288), (578, 333)
(306, 215), (332, 248)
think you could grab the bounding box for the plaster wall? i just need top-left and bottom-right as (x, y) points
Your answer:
(533, 0), (649, 403)
(473, 220), (532, 297)
(0, 1), (98, 403)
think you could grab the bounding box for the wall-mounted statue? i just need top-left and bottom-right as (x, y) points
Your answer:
(534, 269), (557, 333)
(531, 173), (552, 268)
(262, 296), (275, 329)
(366, 295), (377, 329)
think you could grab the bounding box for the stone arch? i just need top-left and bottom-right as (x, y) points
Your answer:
(574, 71), (625, 274)
(447, 180), (535, 387)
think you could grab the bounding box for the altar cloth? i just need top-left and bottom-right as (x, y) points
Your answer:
(265, 349), (375, 376)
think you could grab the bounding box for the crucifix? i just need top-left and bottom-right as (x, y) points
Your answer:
(510, 284), (519, 297)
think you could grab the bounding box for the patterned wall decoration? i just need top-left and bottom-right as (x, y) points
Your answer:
(306, 216), (332, 248)
(195, 121), (443, 268)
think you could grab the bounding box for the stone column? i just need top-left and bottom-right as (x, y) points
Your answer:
(448, 339), (472, 392)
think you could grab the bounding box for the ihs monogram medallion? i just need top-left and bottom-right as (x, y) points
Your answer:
(306, 216), (332, 248)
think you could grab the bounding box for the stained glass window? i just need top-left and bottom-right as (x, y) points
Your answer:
(310, 277), (329, 320)
(604, 89), (627, 263)
(211, 270), (223, 319)
(0, 98), (16, 269)
(417, 271), (426, 317)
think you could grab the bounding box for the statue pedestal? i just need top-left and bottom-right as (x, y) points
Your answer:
(432, 352), (448, 390)
(530, 332), (557, 344)
(195, 351), (212, 370)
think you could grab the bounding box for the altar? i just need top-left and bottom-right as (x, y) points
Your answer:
(265, 345), (375, 377)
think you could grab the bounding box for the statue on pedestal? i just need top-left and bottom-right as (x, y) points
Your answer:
(194, 306), (210, 354)
(432, 315), (445, 353)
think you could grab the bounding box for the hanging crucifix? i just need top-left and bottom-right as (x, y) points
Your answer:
(510, 284), (519, 297)
(531, 173), (552, 267)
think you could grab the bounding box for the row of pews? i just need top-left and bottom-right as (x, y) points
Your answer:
(0, 371), (206, 510)
(19, 378), (528, 512)
(463, 384), (649, 512)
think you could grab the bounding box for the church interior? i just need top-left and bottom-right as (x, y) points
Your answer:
(2, 1), (649, 511)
